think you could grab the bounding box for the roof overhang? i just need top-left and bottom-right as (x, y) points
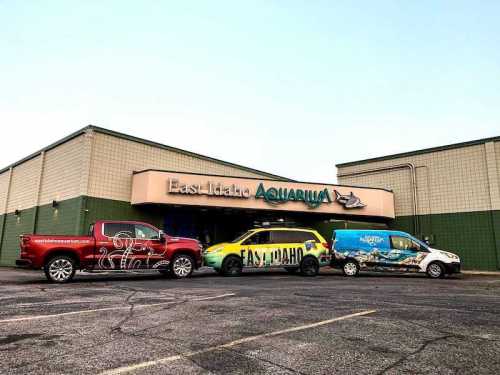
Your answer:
(131, 170), (395, 219)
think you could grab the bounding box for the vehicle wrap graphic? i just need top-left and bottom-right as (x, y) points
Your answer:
(239, 247), (305, 267)
(97, 231), (168, 270)
(334, 233), (428, 270)
(204, 244), (329, 269)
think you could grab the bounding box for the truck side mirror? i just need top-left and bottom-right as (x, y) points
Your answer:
(159, 230), (166, 243)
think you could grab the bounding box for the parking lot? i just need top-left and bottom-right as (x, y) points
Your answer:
(0, 268), (499, 375)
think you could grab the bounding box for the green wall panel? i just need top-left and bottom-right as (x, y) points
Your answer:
(82, 196), (164, 235)
(35, 197), (83, 235)
(391, 211), (500, 271)
(0, 208), (36, 266)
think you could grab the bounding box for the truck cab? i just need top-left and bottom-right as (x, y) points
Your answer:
(16, 220), (203, 283)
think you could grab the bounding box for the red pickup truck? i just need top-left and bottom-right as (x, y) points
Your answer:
(16, 220), (203, 283)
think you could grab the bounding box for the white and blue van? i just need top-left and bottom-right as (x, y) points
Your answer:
(331, 230), (461, 278)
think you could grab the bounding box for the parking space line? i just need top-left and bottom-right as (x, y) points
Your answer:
(0, 293), (235, 324)
(99, 309), (376, 375)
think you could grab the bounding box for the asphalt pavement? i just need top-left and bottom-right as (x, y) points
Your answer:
(0, 267), (499, 374)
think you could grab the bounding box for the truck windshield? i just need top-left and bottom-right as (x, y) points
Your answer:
(230, 230), (255, 243)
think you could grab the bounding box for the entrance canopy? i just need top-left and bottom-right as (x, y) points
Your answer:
(131, 170), (395, 219)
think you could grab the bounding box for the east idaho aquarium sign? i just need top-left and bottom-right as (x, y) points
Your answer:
(130, 171), (395, 218)
(168, 179), (363, 210)
(168, 178), (250, 199)
(255, 183), (332, 209)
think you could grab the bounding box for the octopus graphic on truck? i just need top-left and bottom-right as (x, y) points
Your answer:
(16, 220), (203, 283)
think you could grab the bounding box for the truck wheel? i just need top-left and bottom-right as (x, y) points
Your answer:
(300, 256), (319, 276)
(221, 255), (242, 277)
(427, 262), (445, 279)
(170, 254), (194, 278)
(44, 255), (76, 283)
(284, 267), (299, 274)
(342, 260), (359, 277)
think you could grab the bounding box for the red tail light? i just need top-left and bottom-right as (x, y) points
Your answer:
(20, 235), (31, 247)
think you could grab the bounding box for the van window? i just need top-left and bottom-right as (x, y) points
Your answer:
(390, 236), (420, 251)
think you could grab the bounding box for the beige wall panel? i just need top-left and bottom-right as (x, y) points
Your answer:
(38, 134), (87, 205)
(338, 144), (491, 215)
(496, 140), (500, 188)
(485, 141), (500, 210)
(0, 170), (11, 215)
(88, 133), (277, 202)
(339, 169), (414, 216)
(6, 156), (41, 212)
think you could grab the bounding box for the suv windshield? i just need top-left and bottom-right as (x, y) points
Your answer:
(231, 230), (255, 243)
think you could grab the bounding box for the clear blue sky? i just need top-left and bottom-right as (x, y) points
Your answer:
(1, 1), (499, 181)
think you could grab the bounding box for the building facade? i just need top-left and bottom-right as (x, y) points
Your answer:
(0, 126), (394, 266)
(337, 137), (500, 271)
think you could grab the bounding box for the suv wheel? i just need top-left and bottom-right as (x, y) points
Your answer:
(427, 262), (445, 279)
(300, 256), (319, 277)
(44, 255), (76, 283)
(342, 260), (359, 277)
(221, 255), (243, 277)
(170, 254), (194, 278)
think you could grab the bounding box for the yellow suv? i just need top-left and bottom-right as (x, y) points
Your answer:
(203, 227), (331, 277)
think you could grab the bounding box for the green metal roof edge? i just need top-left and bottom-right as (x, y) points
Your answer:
(336, 135), (500, 168)
(0, 125), (292, 181)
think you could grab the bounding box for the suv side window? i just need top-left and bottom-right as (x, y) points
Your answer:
(270, 230), (318, 244)
(270, 230), (291, 244)
(294, 231), (318, 243)
(103, 223), (135, 238)
(243, 231), (271, 245)
(390, 236), (420, 251)
(134, 224), (159, 240)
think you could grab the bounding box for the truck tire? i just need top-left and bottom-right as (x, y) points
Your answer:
(221, 255), (243, 277)
(44, 255), (76, 283)
(300, 256), (319, 276)
(170, 254), (195, 278)
(342, 260), (359, 277)
(426, 261), (445, 279)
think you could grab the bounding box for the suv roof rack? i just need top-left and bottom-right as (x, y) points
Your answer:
(252, 221), (314, 230)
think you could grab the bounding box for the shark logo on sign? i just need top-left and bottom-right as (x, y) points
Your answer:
(334, 190), (365, 209)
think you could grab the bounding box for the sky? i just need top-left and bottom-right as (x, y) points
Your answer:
(1, 1), (499, 182)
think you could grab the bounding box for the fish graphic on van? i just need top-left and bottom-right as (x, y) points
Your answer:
(334, 190), (365, 209)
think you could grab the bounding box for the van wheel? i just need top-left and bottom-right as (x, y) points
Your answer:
(170, 254), (194, 278)
(342, 260), (359, 277)
(427, 262), (445, 279)
(221, 255), (243, 277)
(44, 255), (76, 283)
(300, 256), (319, 277)
(285, 267), (299, 274)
